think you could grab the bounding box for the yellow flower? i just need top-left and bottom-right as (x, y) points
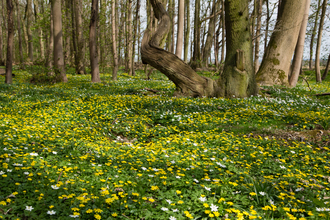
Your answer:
(176, 190), (181, 194)
(250, 192), (257, 196)
(94, 214), (101, 220)
(49, 205), (54, 209)
(209, 213), (215, 217)
(112, 213), (118, 217)
(151, 186), (159, 191)
(86, 209), (93, 213)
(178, 200), (184, 204)
(203, 203), (209, 208)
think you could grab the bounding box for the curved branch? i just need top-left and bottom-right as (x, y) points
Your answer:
(141, 0), (219, 97)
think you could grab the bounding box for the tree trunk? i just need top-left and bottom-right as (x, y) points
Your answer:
(256, 0), (304, 86)
(175, 0), (184, 58)
(0, 5), (3, 66)
(45, 1), (53, 68)
(322, 52), (330, 80)
(141, 0), (256, 98)
(253, 0), (262, 73)
(75, 0), (86, 74)
(289, 0), (310, 87)
(34, 0), (44, 60)
(264, 0), (270, 49)
(220, 0), (225, 64)
(202, 0), (219, 66)
(64, 0), (71, 66)
(15, 0), (24, 69)
(166, 0), (172, 51)
(183, 0), (189, 62)
(314, 0), (327, 83)
(132, 0), (141, 75)
(126, 0), (133, 75)
(111, 0), (118, 80)
(5, 0), (13, 84)
(52, 0), (67, 82)
(71, 0), (77, 68)
(309, 0), (321, 70)
(190, 0), (201, 70)
(26, 0), (33, 62)
(90, 0), (100, 82)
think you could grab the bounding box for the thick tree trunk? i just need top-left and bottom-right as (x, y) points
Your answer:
(289, 0), (310, 87)
(15, 0), (24, 69)
(175, 0), (184, 58)
(309, 0), (321, 70)
(314, 0), (327, 83)
(52, 0), (67, 82)
(5, 0), (13, 84)
(90, 0), (100, 83)
(217, 0), (257, 97)
(75, 0), (86, 74)
(183, 0), (189, 62)
(26, 0), (33, 62)
(112, 0), (118, 80)
(256, 0), (304, 86)
(141, 0), (256, 98)
(322, 52), (330, 80)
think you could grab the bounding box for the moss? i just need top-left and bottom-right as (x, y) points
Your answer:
(277, 69), (286, 81)
(272, 58), (280, 65)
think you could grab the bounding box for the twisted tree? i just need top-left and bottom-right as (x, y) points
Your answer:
(141, 0), (257, 98)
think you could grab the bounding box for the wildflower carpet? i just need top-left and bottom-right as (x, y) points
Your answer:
(0, 68), (329, 219)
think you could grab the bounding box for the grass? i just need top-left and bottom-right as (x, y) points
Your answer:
(0, 66), (329, 220)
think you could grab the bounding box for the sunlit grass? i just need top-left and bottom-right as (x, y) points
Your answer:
(0, 67), (329, 219)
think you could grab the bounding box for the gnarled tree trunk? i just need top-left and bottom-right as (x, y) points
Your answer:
(256, 0), (304, 86)
(141, 0), (257, 98)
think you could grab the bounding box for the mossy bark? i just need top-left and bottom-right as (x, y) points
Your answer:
(217, 0), (257, 98)
(256, 0), (304, 86)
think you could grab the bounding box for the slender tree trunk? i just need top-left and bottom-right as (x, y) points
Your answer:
(183, 0), (189, 62)
(175, 0), (184, 58)
(126, 0), (133, 75)
(45, 1), (53, 68)
(71, 0), (77, 68)
(256, 0), (305, 86)
(171, 0), (175, 53)
(75, 0), (86, 74)
(26, 0), (33, 62)
(166, 0), (173, 51)
(5, 0), (13, 84)
(264, 0), (270, 49)
(289, 0), (310, 87)
(64, 0), (71, 66)
(90, 0), (100, 82)
(220, 0), (225, 64)
(15, 0), (24, 69)
(202, 0), (219, 66)
(112, 0), (118, 80)
(309, 0), (321, 70)
(190, 0), (201, 69)
(253, 0), (262, 73)
(132, 0), (141, 75)
(34, 0), (44, 60)
(315, 0), (327, 83)
(322, 52), (330, 80)
(0, 5), (3, 66)
(52, 0), (67, 82)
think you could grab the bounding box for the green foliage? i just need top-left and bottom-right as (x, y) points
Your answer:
(0, 69), (329, 219)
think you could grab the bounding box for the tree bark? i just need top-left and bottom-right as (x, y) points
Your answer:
(264, 0), (270, 49)
(34, 0), (44, 60)
(309, 0), (321, 70)
(289, 0), (310, 87)
(52, 0), (67, 82)
(45, 1), (53, 68)
(64, 0), (71, 66)
(220, 0), (225, 64)
(15, 0), (24, 69)
(175, 0), (184, 58)
(126, 0), (133, 75)
(75, 0), (86, 74)
(322, 52), (330, 80)
(132, 0), (141, 75)
(253, 0), (262, 73)
(90, 0), (100, 82)
(314, 0), (327, 83)
(141, 0), (256, 98)
(0, 5), (3, 66)
(71, 0), (77, 68)
(26, 0), (34, 62)
(5, 0), (13, 84)
(190, 0), (201, 69)
(256, 0), (304, 86)
(111, 0), (118, 80)
(183, 0), (189, 62)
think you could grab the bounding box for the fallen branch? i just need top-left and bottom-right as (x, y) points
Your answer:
(315, 93), (330, 96)
(301, 77), (313, 92)
(144, 87), (164, 94)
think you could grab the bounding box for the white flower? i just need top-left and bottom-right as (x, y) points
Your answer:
(210, 158), (215, 161)
(26, 206), (34, 211)
(280, 165), (286, 169)
(194, 179), (199, 183)
(141, 167), (147, 171)
(13, 163), (23, 166)
(69, 214), (80, 218)
(259, 191), (266, 196)
(0, 171), (5, 175)
(204, 178), (210, 181)
(171, 160), (176, 164)
(169, 216), (177, 220)
(161, 207), (169, 211)
(165, 155), (169, 157)
(204, 186), (211, 191)
(172, 209), (179, 212)
(295, 187), (304, 192)
(30, 153), (38, 156)
(24, 172), (29, 175)
(216, 162), (226, 168)
(291, 151), (295, 154)
(52, 151), (57, 154)
(210, 204), (218, 212)
(7, 169), (12, 172)
(51, 185), (60, 190)
(166, 199), (172, 204)
(269, 199), (274, 205)
(199, 197), (207, 202)
(176, 176), (181, 179)
(47, 210), (56, 215)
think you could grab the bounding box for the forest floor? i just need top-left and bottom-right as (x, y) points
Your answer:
(0, 66), (329, 220)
